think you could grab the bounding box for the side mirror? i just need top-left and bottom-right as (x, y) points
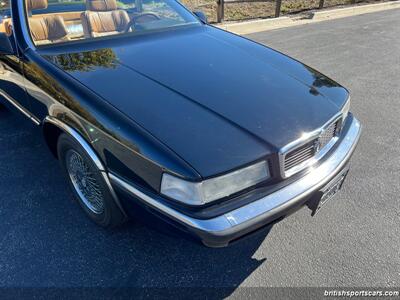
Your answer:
(193, 11), (208, 24)
(0, 33), (15, 55)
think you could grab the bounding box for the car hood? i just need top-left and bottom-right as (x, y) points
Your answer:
(45, 25), (349, 177)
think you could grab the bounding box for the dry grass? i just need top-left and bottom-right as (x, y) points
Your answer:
(180, 0), (390, 23)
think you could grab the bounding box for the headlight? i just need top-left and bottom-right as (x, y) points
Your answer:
(161, 161), (270, 206)
(341, 97), (351, 121)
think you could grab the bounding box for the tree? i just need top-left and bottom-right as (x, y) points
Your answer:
(53, 49), (118, 72)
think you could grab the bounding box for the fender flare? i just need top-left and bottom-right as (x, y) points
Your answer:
(43, 116), (128, 219)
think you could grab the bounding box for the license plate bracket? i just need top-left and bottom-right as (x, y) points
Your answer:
(310, 167), (349, 216)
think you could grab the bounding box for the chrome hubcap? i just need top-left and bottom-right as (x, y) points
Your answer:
(66, 150), (104, 214)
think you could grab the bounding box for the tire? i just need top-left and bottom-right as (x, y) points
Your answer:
(57, 133), (126, 228)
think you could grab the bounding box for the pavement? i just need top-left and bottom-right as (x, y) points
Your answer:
(0, 8), (399, 297)
(217, 0), (400, 35)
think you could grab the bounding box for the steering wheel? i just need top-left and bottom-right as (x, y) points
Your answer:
(125, 13), (161, 32)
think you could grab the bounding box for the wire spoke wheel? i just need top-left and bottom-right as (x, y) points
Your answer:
(65, 149), (105, 215)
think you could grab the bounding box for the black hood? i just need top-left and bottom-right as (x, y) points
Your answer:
(46, 25), (349, 177)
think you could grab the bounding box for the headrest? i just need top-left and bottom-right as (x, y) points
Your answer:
(27, 0), (48, 10)
(87, 0), (118, 11)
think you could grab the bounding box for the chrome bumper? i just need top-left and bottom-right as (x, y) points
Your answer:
(109, 116), (362, 247)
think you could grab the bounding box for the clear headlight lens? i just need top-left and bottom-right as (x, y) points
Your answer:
(341, 97), (351, 121)
(161, 161), (270, 206)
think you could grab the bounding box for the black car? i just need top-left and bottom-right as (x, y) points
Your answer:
(0, 0), (361, 247)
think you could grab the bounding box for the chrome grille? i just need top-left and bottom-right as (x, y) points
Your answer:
(283, 119), (341, 175)
(319, 120), (339, 149)
(284, 141), (316, 171)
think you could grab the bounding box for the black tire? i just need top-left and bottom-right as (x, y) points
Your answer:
(57, 133), (126, 228)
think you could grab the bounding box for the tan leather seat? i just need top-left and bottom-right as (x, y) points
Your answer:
(0, 18), (13, 36)
(81, 0), (130, 38)
(27, 0), (69, 45)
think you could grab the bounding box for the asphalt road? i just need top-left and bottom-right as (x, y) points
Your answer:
(0, 8), (399, 297)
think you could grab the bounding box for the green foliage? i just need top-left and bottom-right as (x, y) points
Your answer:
(53, 49), (118, 72)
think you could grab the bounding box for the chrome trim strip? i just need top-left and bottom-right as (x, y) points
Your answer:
(279, 112), (343, 178)
(109, 117), (362, 236)
(44, 116), (127, 218)
(44, 117), (105, 171)
(0, 89), (40, 125)
(109, 172), (230, 232)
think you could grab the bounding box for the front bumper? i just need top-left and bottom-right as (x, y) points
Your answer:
(109, 116), (362, 247)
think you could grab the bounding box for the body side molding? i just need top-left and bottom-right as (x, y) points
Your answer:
(0, 89), (41, 125)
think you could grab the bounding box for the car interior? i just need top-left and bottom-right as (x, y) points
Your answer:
(0, 1), (12, 37)
(0, 0), (189, 46)
(27, 0), (71, 45)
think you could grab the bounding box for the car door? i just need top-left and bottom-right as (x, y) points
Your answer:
(0, 0), (35, 123)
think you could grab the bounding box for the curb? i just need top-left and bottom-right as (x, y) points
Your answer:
(216, 1), (400, 34)
(217, 17), (292, 35)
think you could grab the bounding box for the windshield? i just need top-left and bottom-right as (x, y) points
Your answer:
(25, 0), (200, 46)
